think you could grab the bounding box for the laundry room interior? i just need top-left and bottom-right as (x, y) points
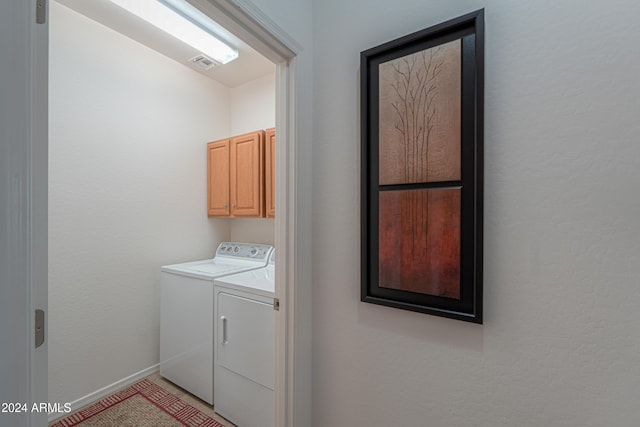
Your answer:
(48, 0), (276, 424)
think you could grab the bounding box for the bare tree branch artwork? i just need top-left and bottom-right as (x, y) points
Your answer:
(389, 47), (443, 183)
(378, 40), (461, 185)
(377, 40), (462, 298)
(363, 11), (484, 320)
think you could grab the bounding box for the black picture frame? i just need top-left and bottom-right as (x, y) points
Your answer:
(360, 10), (484, 323)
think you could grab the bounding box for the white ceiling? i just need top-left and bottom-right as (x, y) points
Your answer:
(55, 0), (275, 88)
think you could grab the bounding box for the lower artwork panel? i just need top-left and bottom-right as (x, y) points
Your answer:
(378, 188), (461, 299)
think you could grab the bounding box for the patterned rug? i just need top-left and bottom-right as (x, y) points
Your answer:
(50, 379), (223, 427)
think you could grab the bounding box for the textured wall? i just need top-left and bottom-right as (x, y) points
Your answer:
(230, 72), (275, 136)
(312, 0), (640, 426)
(48, 2), (231, 405)
(229, 72), (276, 245)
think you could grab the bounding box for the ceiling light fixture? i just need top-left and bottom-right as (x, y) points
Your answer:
(108, 0), (239, 65)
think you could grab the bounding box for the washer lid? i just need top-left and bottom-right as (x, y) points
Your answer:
(161, 258), (262, 280)
(161, 243), (274, 280)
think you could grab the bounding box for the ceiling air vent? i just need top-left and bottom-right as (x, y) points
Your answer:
(189, 54), (218, 70)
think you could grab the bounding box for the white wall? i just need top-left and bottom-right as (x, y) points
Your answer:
(230, 72), (275, 135)
(229, 72), (276, 245)
(312, 1), (640, 426)
(49, 2), (230, 405)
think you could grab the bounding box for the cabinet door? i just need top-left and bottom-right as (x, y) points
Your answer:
(207, 139), (230, 217)
(231, 131), (264, 217)
(265, 128), (276, 218)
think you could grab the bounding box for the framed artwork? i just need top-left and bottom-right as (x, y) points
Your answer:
(360, 10), (484, 323)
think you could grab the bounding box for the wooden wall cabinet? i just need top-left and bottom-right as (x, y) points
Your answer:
(265, 128), (276, 218)
(208, 130), (265, 218)
(208, 139), (231, 217)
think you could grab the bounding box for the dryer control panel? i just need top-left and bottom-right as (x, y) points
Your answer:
(216, 242), (272, 261)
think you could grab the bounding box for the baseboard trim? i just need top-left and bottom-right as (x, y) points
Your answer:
(48, 364), (160, 423)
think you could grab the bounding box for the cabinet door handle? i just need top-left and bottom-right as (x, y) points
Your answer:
(231, 203), (235, 209)
(223, 203), (227, 209)
(221, 316), (228, 344)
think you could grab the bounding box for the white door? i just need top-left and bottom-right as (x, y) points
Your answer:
(0, 1), (48, 426)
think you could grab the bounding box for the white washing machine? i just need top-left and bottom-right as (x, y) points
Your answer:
(160, 242), (272, 405)
(213, 250), (275, 427)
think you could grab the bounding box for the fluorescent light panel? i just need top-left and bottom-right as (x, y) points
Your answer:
(108, 0), (238, 64)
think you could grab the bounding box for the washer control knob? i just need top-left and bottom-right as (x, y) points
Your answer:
(220, 245), (227, 252)
(249, 247), (258, 257)
(234, 246), (239, 253)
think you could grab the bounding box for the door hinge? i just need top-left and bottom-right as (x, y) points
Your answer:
(35, 309), (45, 348)
(36, 0), (47, 24)
(273, 298), (280, 311)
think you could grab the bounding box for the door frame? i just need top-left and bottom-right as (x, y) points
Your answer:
(189, 3), (305, 424)
(1, 1), (49, 426)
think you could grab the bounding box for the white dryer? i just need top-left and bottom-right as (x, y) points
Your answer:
(160, 242), (272, 405)
(213, 251), (275, 427)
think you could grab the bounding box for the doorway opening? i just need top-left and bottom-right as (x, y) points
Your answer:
(45, 0), (299, 425)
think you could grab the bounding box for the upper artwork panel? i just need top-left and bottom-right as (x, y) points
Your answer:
(378, 39), (461, 185)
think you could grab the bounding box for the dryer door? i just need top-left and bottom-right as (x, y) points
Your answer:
(217, 292), (274, 389)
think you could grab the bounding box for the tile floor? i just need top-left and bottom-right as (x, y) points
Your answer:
(145, 372), (237, 427)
